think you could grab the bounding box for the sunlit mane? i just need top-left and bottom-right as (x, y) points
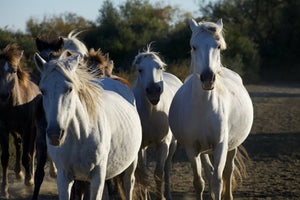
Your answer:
(64, 30), (88, 57)
(40, 57), (103, 122)
(191, 21), (226, 50)
(85, 48), (114, 77)
(132, 45), (166, 71)
(0, 44), (29, 87)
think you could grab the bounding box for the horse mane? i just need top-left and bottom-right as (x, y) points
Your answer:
(0, 44), (29, 87)
(41, 55), (103, 122)
(132, 44), (166, 71)
(64, 30), (88, 56)
(84, 48), (114, 77)
(191, 21), (227, 50)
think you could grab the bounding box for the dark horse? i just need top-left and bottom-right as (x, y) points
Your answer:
(0, 44), (45, 198)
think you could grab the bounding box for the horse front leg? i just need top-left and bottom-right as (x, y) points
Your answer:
(90, 165), (107, 200)
(211, 141), (228, 200)
(223, 148), (237, 200)
(164, 137), (177, 200)
(57, 170), (74, 200)
(22, 126), (36, 186)
(0, 132), (9, 198)
(186, 147), (205, 200)
(12, 131), (24, 180)
(155, 141), (170, 200)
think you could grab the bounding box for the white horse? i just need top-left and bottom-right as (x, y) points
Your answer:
(34, 53), (142, 200)
(169, 19), (253, 200)
(132, 48), (183, 200)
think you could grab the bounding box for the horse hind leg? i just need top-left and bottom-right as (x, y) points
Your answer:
(122, 157), (138, 200)
(22, 127), (36, 186)
(0, 133), (10, 198)
(186, 147), (205, 200)
(12, 132), (24, 180)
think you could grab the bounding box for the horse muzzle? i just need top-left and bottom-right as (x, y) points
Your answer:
(146, 83), (162, 105)
(46, 128), (65, 146)
(200, 70), (216, 90)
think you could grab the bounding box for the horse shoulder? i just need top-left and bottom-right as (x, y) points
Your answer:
(163, 72), (183, 93)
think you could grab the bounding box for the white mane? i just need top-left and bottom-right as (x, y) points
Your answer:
(191, 21), (227, 50)
(64, 30), (88, 57)
(41, 56), (103, 122)
(132, 45), (166, 71)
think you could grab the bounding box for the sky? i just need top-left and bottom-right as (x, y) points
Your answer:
(0, 0), (206, 33)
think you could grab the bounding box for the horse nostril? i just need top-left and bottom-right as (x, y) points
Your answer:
(200, 74), (204, 82)
(146, 87), (150, 94)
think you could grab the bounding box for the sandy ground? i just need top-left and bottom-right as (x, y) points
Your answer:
(1, 84), (300, 200)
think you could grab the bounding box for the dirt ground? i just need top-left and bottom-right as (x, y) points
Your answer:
(1, 84), (300, 200)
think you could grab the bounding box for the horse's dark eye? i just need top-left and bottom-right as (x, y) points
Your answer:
(192, 46), (196, 51)
(67, 87), (73, 94)
(138, 69), (142, 73)
(217, 44), (221, 49)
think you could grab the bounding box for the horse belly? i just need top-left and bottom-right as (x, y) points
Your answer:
(102, 92), (142, 179)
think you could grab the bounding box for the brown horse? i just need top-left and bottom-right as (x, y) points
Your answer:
(0, 44), (44, 198)
(84, 48), (131, 88)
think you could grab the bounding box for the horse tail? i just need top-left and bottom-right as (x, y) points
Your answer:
(222, 145), (250, 196)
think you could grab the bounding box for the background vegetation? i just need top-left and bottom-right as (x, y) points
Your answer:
(0, 0), (299, 83)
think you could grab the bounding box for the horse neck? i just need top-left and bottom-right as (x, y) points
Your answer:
(68, 97), (94, 141)
(191, 72), (219, 107)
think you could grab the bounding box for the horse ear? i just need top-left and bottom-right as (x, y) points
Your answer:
(34, 53), (46, 73)
(216, 18), (223, 30)
(58, 37), (64, 50)
(190, 19), (198, 32)
(35, 37), (44, 52)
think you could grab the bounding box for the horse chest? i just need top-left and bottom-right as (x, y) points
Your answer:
(141, 109), (169, 145)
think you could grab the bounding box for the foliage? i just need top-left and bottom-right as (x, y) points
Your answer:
(0, 0), (299, 82)
(26, 13), (96, 38)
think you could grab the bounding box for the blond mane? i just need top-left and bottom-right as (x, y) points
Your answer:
(41, 57), (103, 122)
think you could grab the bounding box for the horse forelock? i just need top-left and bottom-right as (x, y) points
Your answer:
(40, 58), (103, 123)
(133, 49), (166, 71)
(190, 21), (226, 50)
(0, 44), (29, 87)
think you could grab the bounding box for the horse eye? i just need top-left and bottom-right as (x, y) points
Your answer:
(192, 46), (196, 51)
(217, 44), (221, 49)
(138, 69), (142, 73)
(67, 87), (73, 94)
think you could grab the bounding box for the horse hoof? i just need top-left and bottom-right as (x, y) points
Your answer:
(25, 178), (34, 186)
(15, 171), (24, 180)
(0, 191), (9, 199)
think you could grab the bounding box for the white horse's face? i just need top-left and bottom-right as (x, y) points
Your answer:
(190, 19), (224, 90)
(35, 55), (78, 146)
(136, 56), (164, 105)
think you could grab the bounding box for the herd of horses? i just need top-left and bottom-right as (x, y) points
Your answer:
(0, 19), (253, 200)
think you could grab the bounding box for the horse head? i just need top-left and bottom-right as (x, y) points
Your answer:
(0, 44), (28, 103)
(133, 48), (166, 105)
(36, 36), (64, 62)
(190, 18), (226, 90)
(34, 53), (79, 146)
